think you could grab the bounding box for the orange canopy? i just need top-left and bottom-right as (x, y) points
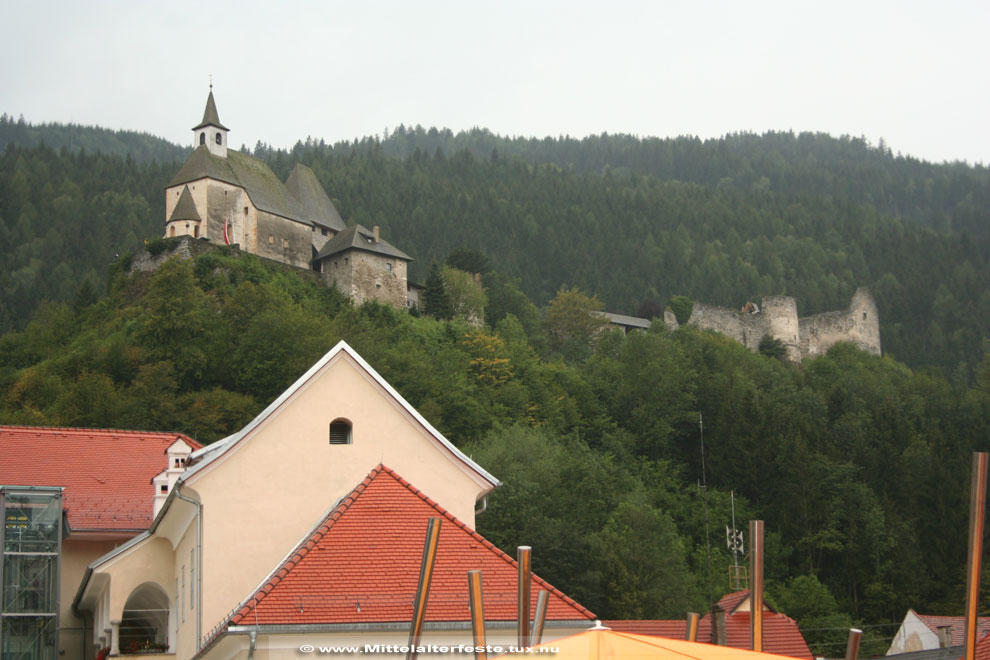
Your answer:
(500, 626), (808, 660)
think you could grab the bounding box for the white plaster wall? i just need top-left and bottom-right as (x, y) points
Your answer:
(187, 352), (490, 636)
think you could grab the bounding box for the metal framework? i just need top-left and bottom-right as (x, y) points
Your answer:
(1, 486), (63, 660)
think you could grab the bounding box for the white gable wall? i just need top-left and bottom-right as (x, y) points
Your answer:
(185, 348), (493, 638)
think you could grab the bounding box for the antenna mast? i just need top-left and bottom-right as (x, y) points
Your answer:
(700, 413), (714, 615)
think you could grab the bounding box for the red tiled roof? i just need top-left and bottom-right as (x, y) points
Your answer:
(916, 611), (990, 648)
(970, 630), (990, 660)
(228, 465), (595, 628)
(604, 594), (812, 660)
(0, 426), (201, 532)
(699, 611), (813, 660)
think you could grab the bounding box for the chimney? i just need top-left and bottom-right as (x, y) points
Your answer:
(938, 626), (953, 649)
(712, 605), (727, 646)
(373, 225), (380, 243)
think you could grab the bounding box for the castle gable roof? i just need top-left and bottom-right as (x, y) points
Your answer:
(222, 465), (593, 630)
(192, 91), (229, 131)
(0, 426), (201, 532)
(167, 185), (201, 223)
(314, 224), (412, 262)
(285, 164), (346, 232)
(168, 147), (310, 226)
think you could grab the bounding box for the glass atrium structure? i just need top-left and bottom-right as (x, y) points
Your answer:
(1, 488), (62, 660)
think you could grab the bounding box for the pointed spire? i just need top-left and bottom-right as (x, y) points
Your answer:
(192, 90), (229, 131)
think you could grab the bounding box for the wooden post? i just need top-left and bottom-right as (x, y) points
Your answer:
(965, 453), (988, 660)
(685, 612), (700, 642)
(407, 518), (442, 660)
(750, 520), (764, 652)
(467, 570), (487, 660)
(845, 628), (862, 660)
(531, 591), (549, 647)
(517, 546), (532, 648)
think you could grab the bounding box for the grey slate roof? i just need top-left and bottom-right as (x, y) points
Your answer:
(167, 185), (202, 223)
(285, 164), (346, 232)
(314, 224), (412, 262)
(192, 91), (229, 131)
(168, 147), (310, 226)
(601, 312), (651, 330)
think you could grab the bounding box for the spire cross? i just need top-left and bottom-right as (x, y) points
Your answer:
(209, 74), (213, 91)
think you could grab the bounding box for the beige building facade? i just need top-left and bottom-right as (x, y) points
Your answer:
(69, 342), (593, 660)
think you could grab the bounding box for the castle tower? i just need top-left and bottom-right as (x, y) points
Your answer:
(761, 296), (801, 361)
(848, 288), (882, 355)
(164, 185), (203, 239)
(192, 89), (228, 158)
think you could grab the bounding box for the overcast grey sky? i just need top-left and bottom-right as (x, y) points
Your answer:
(2, 0), (987, 164)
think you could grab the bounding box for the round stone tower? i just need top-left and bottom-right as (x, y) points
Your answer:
(761, 295), (801, 361)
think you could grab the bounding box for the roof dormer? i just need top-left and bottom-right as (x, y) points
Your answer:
(192, 89), (229, 158)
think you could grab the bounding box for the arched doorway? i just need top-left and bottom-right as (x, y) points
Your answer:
(119, 583), (171, 654)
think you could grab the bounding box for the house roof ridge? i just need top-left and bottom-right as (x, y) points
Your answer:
(0, 424), (200, 444)
(179, 341), (498, 489)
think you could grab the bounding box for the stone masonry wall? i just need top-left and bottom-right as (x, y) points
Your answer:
(670, 289), (881, 362)
(321, 250), (407, 308)
(684, 303), (769, 351)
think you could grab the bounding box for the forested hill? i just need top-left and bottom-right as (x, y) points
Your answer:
(0, 114), (189, 163)
(1, 120), (987, 381)
(331, 126), (990, 237)
(1, 248), (988, 655)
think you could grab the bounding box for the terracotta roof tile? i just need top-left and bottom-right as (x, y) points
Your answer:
(0, 426), (201, 532)
(605, 600), (813, 660)
(917, 612), (990, 648)
(228, 465), (594, 629)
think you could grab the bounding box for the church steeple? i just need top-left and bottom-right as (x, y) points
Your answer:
(192, 88), (229, 158)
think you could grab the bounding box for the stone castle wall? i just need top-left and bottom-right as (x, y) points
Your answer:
(666, 288), (881, 361)
(321, 250), (408, 308)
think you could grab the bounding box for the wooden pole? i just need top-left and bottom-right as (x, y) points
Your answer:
(965, 453), (988, 660)
(517, 546), (532, 648)
(749, 520), (764, 652)
(845, 628), (862, 660)
(467, 570), (487, 660)
(530, 591), (549, 647)
(406, 518), (442, 660)
(685, 612), (700, 642)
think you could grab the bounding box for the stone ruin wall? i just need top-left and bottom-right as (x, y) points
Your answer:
(667, 288), (881, 362)
(681, 303), (769, 352)
(799, 288), (881, 358)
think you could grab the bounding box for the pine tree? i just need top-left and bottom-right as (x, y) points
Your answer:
(422, 261), (452, 320)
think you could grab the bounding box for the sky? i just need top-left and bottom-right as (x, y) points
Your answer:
(2, 0), (987, 165)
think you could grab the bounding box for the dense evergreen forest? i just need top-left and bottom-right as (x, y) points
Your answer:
(0, 115), (988, 651)
(2, 120), (987, 380)
(0, 247), (988, 656)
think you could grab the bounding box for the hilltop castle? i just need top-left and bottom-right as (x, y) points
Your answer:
(667, 288), (882, 361)
(164, 91), (413, 307)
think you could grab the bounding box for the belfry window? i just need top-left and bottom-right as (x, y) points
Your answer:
(200, 132), (205, 146)
(215, 132), (222, 145)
